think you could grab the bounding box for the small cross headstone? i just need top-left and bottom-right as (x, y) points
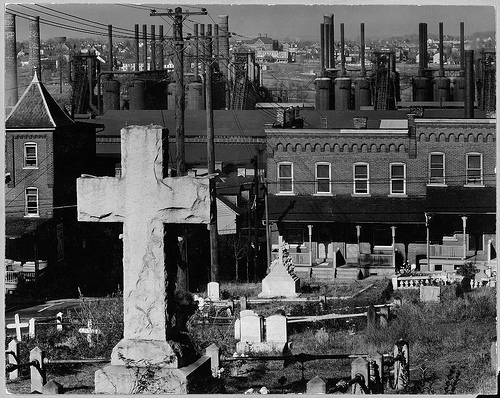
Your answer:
(7, 314), (29, 341)
(56, 312), (63, 331)
(207, 281), (220, 301)
(78, 320), (101, 346)
(307, 375), (326, 394)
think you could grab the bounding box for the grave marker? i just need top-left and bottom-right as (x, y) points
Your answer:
(77, 125), (211, 394)
(266, 314), (287, 343)
(420, 285), (440, 302)
(307, 375), (327, 394)
(240, 313), (263, 343)
(78, 320), (101, 346)
(7, 314), (29, 341)
(207, 281), (220, 301)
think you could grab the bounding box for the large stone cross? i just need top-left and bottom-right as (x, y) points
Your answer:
(77, 125), (209, 368)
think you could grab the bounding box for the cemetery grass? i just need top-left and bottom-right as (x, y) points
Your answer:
(5, 279), (497, 394)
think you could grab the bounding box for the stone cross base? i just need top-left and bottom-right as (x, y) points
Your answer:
(236, 341), (287, 355)
(95, 356), (211, 394)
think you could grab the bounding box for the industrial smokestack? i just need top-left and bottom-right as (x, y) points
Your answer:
(151, 25), (156, 71)
(360, 23), (365, 76)
(464, 50), (474, 118)
(108, 25), (113, 72)
(142, 24), (147, 70)
(320, 23), (325, 74)
(418, 22), (424, 76)
(5, 13), (18, 107)
(340, 23), (346, 75)
(194, 24), (199, 79)
(135, 24), (140, 71)
(29, 16), (41, 80)
(218, 15), (230, 108)
(439, 22), (444, 77)
(423, 23), (428, 68)
(330, 14), (335, 69)
(159, 25), (164, 70)
(460, 22), (465, 75)
(324, 22), (330, 69)
(199, 24), (205, 76)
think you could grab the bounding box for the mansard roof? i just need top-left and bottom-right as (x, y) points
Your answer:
(5, 74), (74, 129)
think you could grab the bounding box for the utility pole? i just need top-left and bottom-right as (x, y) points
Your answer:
(151, 7), (208, 290)
(252, 154), (259, 281)
(206, 24), (219, 282)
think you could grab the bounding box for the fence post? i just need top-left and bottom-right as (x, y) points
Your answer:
(393, 340), (410, 391)
(369, 352), (384, 393)
(8, 339), (19, 380)
(56, 312), (63, 331)
(205, 343), (220, 378)
(30, 346), (46, 393)
(351, 356), (369, 394)
(29, 318), (36, 339)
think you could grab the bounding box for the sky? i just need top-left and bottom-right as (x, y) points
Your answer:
(3, 1), (498, 43)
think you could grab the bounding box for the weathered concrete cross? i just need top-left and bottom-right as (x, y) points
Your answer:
(6, 314), (29, 341)
(77, 125), (210, 367)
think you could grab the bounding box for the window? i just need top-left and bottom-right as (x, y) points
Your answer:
(429, 153), (445, 184)
(466, 153), (483, 185)
(25, 188), (39, 216)
(24, 143), (38, 168)
(315, 163), (331, 194)
(277, 162), (293, 193)
(390, 163), (406, 195)
(353, 163), (369, 194)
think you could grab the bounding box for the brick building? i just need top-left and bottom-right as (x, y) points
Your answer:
(265, 109), (495, 279)
(5, 74), (104, 283)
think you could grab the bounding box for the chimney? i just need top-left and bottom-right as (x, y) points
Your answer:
(218, 15), (230, 108)
(29, 16), (41, 80)
(5, 13), (18, 107)
(135, 24), (140, 71)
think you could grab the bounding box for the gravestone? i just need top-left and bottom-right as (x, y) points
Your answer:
(236, 312), (288, 355)
(265, 314), (287, 343)
(240, 313), (263, 343)
(307, 376), (327, 394)
(259, 236), (300, 298)
(420, 285), (441, 302)
(207, 281), (220, 301)
(77, 125), (211, 394)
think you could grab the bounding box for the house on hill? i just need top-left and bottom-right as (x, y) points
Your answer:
(4, 74), (113, 293)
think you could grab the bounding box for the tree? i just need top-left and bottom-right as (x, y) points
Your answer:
(219, 235), (247, 281)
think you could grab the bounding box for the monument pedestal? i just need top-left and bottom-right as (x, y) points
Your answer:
(95, 356), (211, 394)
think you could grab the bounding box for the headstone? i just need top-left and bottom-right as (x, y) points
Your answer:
(420, 285), (441, 302)
(234, 318), (241, 340)
(7, 339), (19, 380)
(30, 346), (46, 393)
(351, 356), (369, 394)
(315, 327), (329, 345)
(240, 313), (263, 343)
(78, 320), (101, 346)
(379, 305), (390, 328)
(42, 380), (64, 394)
(259, 237), (300, 298)
(207, 281), (220, 301)
(77, 125), (211, 394)
(240, 309), (257, 318)
(205, 343), (220, 378)
(307, 376), (326, 394)
(265, 314), (287, 343)
(366, 305), (377, 328)
(7, 314), (29, 341)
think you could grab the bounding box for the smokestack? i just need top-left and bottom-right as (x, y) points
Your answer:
(194, 24), (199, 79)
(135, 24), (139, 71)
(324, 22), (330, 69)
(330, 14), (335, 69)
(418, 22), (424, 75)
(199, 24), (205, 76)
(108, 25), (113, 72)
(439, 22), (444, 77)
(159, 25), (164, 70)
(29, 16), (41, 80)
(320, 23), (325, 74)
(464, 50), (474, 118)
(340, 23), (346, 75)
(218, 15), (230, 108)
(151, 25), (156, 71)
(424, 23), (428, 68)
(5, 13), (18, 107)
(460, 22), (465, 75)
(142, 24), (147, 70)
(360, 23), (365, 76)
